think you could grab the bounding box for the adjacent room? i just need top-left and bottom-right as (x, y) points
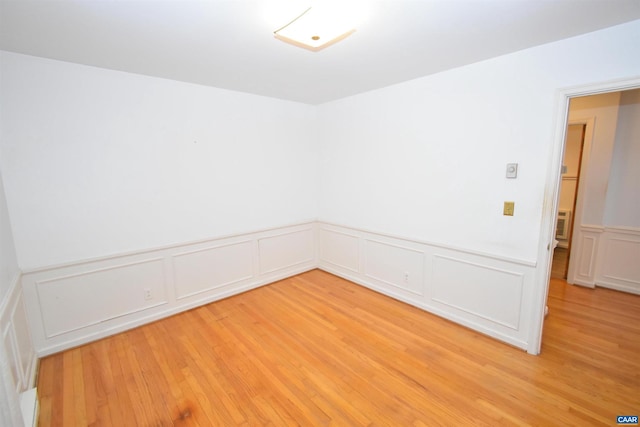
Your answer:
(1, 1), (639, 425)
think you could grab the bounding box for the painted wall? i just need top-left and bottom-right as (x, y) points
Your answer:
(317, 20), (640, 264)
(605, 89), (640, 227)
(568, 92), (621, 226)
(0, 51), (319, 270)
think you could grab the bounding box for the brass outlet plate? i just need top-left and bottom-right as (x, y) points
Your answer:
(503, 201), (515, 216)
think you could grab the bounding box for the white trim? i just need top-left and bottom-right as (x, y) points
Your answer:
(0, 271), (36, 427)
(604, 225), (640, 235)
(20, 388), (38, 427)
(0, 272), (21, 316)
(318, 231), (360, 273)
(257, 228), (315, 275)
(172, 240), (254, 300)
(431, 254), (524, 331)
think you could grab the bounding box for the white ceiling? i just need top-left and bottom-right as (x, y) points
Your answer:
(1, 0), (639, 104)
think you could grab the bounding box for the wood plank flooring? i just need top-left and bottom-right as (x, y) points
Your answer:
(37, 269), (640, 426)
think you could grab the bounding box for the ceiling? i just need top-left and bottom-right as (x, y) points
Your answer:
(1, 0), (639, 105)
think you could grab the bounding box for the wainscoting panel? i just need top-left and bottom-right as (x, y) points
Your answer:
(36, 259), (168, 338)
(568, 225), (603, 287)
(568, 225), (640, 294)
(317, 222), (536, 350)
(2, 325), (20, 393)
(258, 228), (315, 275)
(577, 236), (597, 278)
(364, 239), (424, 296)
(319, 228), (359, 272)
(22, 220), (543, 354)
(0, 274), (36, 394)
(173, 241), (253, 300)
(596, 227), (640, 294)
(431, 255), (523, 330)
(21, 222), (317, 356)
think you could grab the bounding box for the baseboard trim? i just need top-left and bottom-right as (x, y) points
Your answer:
(571, 279), (595, 288)
(596, 280), (640, 295)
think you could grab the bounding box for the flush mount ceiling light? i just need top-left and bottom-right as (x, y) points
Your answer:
(274, 5), (356, 51)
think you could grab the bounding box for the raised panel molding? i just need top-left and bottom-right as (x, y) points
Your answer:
(0, 274), (36, 395)
(36, 258), (168, 338)
(431, 255), (524, 330)
(570, 229), (600, 288)
(319, 228), (359, 272)
(364, 239), (424, 296)
(569, 225), (640, 294)
(258, 228), (315, 275)
(173, 241), (254, 300)
(2, 325), (21, 393)
(595, 228), (640, 294)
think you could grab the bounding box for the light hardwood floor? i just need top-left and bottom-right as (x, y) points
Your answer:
(550, 247), (568, 279)
(37, 269), (640, 426)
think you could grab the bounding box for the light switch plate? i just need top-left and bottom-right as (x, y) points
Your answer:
(506, 163), (518, 178)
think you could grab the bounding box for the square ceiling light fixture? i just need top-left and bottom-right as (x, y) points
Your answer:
(274, 5), (356, 51)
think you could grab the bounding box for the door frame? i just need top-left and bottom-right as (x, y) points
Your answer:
(527, 75), (640, 355)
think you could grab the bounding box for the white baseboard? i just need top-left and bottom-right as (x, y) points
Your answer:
(596, 280), (640, 295)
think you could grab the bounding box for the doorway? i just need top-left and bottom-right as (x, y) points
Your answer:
(529, 77), (640, 356)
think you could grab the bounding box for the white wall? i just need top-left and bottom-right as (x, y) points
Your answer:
(605, 89), (640, 227)
(317, 20), (640, 264)
(568, 92), (621, 226)
(0, 51), (319, 270)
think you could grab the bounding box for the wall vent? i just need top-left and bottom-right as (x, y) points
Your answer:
(556, 210), (572, 240)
